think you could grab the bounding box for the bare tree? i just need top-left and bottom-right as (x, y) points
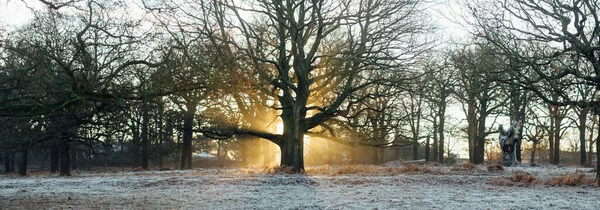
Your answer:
(423, 57), (455, 163)
(452, 44), (506, 164)
(199, 0), (432, 171)
(469, 0), (600, 180)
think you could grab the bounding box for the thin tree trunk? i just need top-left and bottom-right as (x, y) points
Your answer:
(141, 101), (150, 170)
(438, 99), (446, 163)
(425, 136), (430, 162)
(549, 114), (555, 164)
(217, 140), (222, 162)
(531, 140), (537, 165)
(432, 118), (438, 163)
(588, 115), (595, 165)
(59, 140), (71, 176)
(4, 152), (14, 173)
(158, 130), (164, 169)
(9, 152), (15, 172)
(50, 145), (59, 172)
(70, 142), (77, 171)
(579, 108), (588, 165)
(181, 102), (196, 170)
(553, 115), (561, 165)
(596, 121), (600, 183)
(131, 126), (140, 167)
(474, 96), (488, 164)
(3, 152), (9, 173)
(412, 139), (419, 160)
(467, 98), (477, 163)
(18, 146), (27, 176)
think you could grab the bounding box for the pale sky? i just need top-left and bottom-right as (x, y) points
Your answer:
(0, 0), (37, 29)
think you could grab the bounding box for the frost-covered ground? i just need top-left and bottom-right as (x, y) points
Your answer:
(0, 164), (598, 209)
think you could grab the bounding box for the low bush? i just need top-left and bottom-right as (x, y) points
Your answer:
(545, 172), (593, 186)
(452, 162), (476, 171)
(486, 163), (504, 172)
(490, 172), (539, 186)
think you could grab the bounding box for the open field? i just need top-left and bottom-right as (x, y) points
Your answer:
(1, 163), (598, 209)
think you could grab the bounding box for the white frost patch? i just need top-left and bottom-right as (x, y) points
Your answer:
(0, 165), (598, 209)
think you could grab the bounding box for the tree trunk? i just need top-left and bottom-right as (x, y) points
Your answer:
(467, 98), (477, 163)
(4, 152), (15, 173)
(588, 115), (595, 165)
(158, 136), (164, 169)
(432, 118), (438, 163)
(3, 152), (9, 173)
(141, 101), (150, 170)
(412, 139), (419, 160)
(284, 135), (304, 172)
(70, 142), (77, 171)
(596, 120), (600, 183)
(553, 115), (561, 165)
(579, 108), (588, 165)
(59, 140), (71, 176)
(217, 140), (222, 162)
(18, 146), (27, 177)
(425, 136), (430, 162)
(473, 97), (488, 164)
(279, 136), (304, 172)
(131, 122), (141, 167)
(516, 140), (522, 163)
(549, 120), (555, 164)
(279, 115), (305, 172)
(50, 145), (59, 172)
(438, 97), (446, 163)
(181, 102), (196, 170)
(474, 136), (485, 164)
(531, 139), (537, 165)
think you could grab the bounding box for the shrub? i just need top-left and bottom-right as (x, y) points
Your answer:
(401, 164), (422, 173)
(509, 172), (538, 184)
(545, 172), (593, 186)
(486, 163), (504, 172)
(334, 165), (379, 175)
(452, 162), (476, 171)
(305, 165), (332, 175)
(490, 171), (539, 186)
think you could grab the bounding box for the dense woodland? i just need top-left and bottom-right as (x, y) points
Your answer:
(0, 0), (599, 181)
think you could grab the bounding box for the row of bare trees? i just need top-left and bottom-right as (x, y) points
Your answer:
(0, 0), (598, 183)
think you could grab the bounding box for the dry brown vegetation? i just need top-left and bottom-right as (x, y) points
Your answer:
(510, 172), (539, 184)
(240, 164), (296, 174)
(545, 172), (594, 186)
(242, 164), (446, 176)
(451, 162), (477, 171)
(486, 162), (504, 172)
(490, 170), (597, 187)
(490, 171), (539, 186)
(399, 164), (443, 174)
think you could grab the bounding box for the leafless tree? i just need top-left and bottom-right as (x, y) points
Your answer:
(199, 0), (433, 171)
(469, 0), (600, 180)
